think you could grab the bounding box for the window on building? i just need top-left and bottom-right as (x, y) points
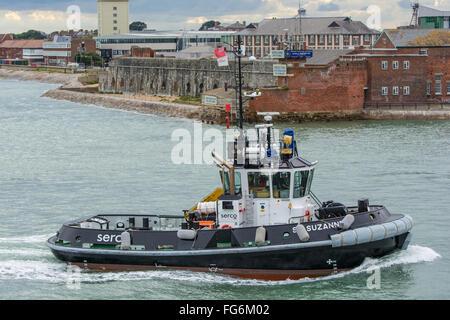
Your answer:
(319, 35), (324, 43)
(310, 35), (315, 44)
(264, 47), (269, 56)
(273, 172), (291, 199)
(353, 36), (359, 46)
(381, 61), (388, 70)
(255, 36), (260, 44)
(335, 35), (340, 43)
(403, 86), (410, 95)
(427, 82), (431, 95)
(328, 36), (332, 44)
(365, 34), (370, 42)
(382, 87), (388, 96)
(393, 86), (399, 95)
(247, 36), (252, 45)
(436, 75), (442, 95)
(419, 49), (428, 55)
(393, 61), (399, 70)
(403, 61), (410, 70)
(447, 82), (450, 95)
(264, 35), (269, 44)
(248, 172), (270, 198)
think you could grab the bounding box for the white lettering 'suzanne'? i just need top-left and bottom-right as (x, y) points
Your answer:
(97, 234), (122, 243)
(306, 221), (340, 232)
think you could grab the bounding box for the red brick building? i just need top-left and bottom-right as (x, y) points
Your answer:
(43, 36), (97, 67)
(250, 29), (449, 113)
(361, 29), (449, 106)
(251, 50), (368, 112)
(0, 40), (45, 64)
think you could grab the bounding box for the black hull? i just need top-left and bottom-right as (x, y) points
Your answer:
(47, 209), (413, 280)
(48, 233), (409, 281)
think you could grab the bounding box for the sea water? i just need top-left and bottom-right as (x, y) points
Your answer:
(0, 79), (447, 300)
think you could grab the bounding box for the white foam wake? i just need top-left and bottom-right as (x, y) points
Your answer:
(0, 245), (441, 285)
(0, 234), (52, 244)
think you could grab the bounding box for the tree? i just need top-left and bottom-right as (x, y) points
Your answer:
(14, 30), (47, 40)
(199, 20), (220, 31)
(129, 21), (147, 31)
(75, 51), (103, 67)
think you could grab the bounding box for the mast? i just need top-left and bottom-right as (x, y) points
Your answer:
(237, 34), (244, 130)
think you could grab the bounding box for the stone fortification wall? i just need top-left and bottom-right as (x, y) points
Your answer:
(99, 57), (278, 97)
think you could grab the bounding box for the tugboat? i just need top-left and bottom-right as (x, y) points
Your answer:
(47, 37), (413, 281)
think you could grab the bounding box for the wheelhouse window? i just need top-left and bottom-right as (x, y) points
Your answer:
(272, 172), (291, 199)
(248, 172), (270, 198)
(221, 172), (242, 196)
(294, 169), (314, 198)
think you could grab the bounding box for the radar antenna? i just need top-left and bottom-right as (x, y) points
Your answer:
(410, 1), (420, 28)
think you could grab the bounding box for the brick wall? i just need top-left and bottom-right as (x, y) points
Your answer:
(426, 47), (450, 102)
(250, 61), (368, 112)
(0, 48), (22, 59)
(70, 38), (96, 61)
(366, 53), (428, 104)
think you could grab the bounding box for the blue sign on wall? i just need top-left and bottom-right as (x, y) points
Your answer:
(284, 50), (313, 59)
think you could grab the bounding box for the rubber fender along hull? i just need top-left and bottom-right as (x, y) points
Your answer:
(48, 235), (404, 281)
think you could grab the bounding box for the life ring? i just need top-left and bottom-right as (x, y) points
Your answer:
(221, 224), (232, 229)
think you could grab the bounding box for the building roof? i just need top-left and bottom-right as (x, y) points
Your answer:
(305, 49), (354, 65)
(383, 29), (450, 47)
(0, 34), (12, 43)
(238, 17), (379, 36)
(95, 30), (236, 40)
(0, 40), (45, 49)
(418, 5), (450, 17)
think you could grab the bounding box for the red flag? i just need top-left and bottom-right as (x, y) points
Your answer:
(215, 47), (226, 58)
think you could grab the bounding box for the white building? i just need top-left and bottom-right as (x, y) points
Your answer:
(95, 30), (235, 58)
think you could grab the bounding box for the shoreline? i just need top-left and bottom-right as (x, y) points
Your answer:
(2, 67), (450, 122)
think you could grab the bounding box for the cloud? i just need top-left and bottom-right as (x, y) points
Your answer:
(0, 9), (97, 33)
(0, 0), (437, 33)
(318, 0), (340, 11)
(4, 10), (21, 21)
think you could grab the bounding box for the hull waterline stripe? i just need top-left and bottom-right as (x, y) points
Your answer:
(47, 239), (333, 257)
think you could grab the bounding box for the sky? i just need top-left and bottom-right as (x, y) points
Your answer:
(0, 0), (448, 33)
